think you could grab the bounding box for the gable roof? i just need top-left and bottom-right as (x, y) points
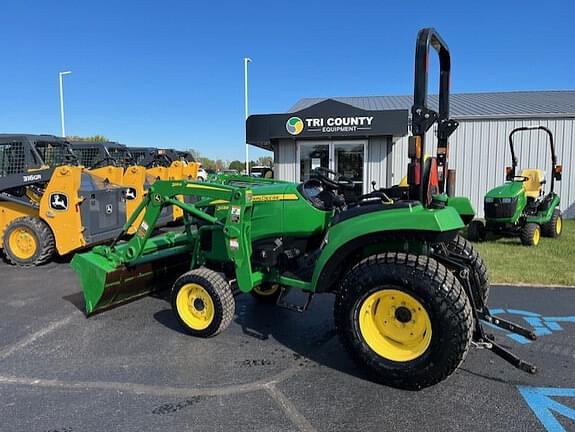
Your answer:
(290, 91), (575, 119)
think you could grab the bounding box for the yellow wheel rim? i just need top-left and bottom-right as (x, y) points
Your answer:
(253, 284), (280, 296)
(556, 217), (562, 235)
(533, 226), (541, 245)
(176, 283), (215, 330)
(358, 289), (432, 362)
(8, 227), (38, 260)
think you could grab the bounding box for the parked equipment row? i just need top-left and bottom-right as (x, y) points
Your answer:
(0, 135), (200, 266)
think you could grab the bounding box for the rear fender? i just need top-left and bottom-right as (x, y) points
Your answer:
(0, 202), (39, 248)
(311, 205), (464, 293)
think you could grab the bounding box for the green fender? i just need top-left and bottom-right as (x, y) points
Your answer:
(446, 196), (476, 224)
(526, 194), (561, 224)
(310, 204), (465, 293)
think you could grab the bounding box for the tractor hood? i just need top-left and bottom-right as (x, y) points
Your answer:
(485, 181), (524, 200)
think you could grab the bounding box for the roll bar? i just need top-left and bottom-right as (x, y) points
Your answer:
(410, 28), (459, 203)
(508, 125), (560, 193)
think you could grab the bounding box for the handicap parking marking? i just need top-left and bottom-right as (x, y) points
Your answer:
(489, 308), (575, 344)
(518, 386), (575, 432)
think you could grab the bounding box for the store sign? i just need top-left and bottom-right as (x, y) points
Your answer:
(286, 115), (375, 135)
(247, 99), (408, 147)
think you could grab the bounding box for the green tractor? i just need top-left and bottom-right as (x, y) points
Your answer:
(468, 126), (563, 246)
(71, 28), (537, 389)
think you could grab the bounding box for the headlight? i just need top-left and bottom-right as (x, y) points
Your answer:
(485, 197), (494, 203)
(501, 198), (512, 204)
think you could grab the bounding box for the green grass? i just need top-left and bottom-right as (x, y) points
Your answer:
(465, 219), (575, 286)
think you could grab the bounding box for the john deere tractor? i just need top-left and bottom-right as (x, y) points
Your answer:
(0, 134), (126, 266)
(468, 126), (563, 246)
(71, 28), (537, 389)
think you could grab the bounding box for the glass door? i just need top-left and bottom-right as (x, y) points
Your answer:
(297, 140), (367, 202)
(298, 142), (330, 182)
(334, 142), (366, 202)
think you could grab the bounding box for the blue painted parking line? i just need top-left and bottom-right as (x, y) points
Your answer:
(518, 386), (575, 432)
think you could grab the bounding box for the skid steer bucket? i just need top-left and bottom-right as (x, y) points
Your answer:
(71, 231), (194, 315)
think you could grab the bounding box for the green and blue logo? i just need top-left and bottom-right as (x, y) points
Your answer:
(286, 116), (304, 135)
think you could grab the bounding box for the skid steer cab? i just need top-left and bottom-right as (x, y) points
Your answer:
(129, 146), (200, 222)
(72, 28), (538, 389)
(468, 126), (563, 246)
(0, 134), (126, 266)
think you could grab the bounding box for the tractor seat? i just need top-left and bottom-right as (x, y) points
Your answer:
(520, 169), (545, 199)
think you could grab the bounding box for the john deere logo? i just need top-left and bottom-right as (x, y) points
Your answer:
(286, 117), (304, 135)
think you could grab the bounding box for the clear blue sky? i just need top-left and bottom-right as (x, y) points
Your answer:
(1, 0), (573, 161)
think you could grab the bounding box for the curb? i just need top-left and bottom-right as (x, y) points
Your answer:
(491, 282), (575, 289)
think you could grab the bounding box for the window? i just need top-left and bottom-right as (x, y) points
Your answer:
(0, 142), (25, 177)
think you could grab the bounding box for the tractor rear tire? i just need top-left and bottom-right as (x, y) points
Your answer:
(444, 235), (490, 304)
(171, 268), (235, 338)
(467, 220), (486, 242)
(334, 252), (473, 390)
(542, 209), (562, 238)
(520, 223), (541, 246)
(3, 217), (55, 267)
(251, 283), (283, 304)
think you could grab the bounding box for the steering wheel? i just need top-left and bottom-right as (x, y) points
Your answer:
(311, 167), (354, 191)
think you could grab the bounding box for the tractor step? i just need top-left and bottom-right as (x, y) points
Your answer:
(276, 286), (313, 313)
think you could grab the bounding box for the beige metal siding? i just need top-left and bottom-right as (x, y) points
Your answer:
(391, 118), (575, 217)
(273, 139), (297, 182)
(367, 136), (389, 189)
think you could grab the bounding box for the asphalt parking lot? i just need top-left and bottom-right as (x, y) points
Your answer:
(1, 259), (575, 432)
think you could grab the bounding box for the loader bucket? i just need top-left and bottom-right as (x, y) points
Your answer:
(71, 232), (194, 315)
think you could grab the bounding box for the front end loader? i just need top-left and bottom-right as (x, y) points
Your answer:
(0, 135), (126, 266)
(71, 28), (537, 389)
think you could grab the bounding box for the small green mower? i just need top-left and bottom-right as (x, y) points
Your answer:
(468, 126), (563, 246)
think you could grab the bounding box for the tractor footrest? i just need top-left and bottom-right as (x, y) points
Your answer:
(276, 287), (313, 313)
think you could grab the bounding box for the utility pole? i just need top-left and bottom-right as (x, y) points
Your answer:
(59, 71), (72, 137)
(244, 57), (252, 175)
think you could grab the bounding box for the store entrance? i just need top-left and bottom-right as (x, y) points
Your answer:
(298, 140), (366, 202)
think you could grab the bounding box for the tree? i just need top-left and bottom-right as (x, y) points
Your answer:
(187, 148), (201, 161)
(255, 156), (273, 167)
(228, 160), (244, 171)
(198, 157), (216, 170)
(67, 135), (109, 142)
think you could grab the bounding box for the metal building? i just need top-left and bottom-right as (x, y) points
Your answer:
(247, 90), (575, 217)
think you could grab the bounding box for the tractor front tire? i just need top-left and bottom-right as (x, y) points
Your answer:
(171, 268), (235, 338)
(467, 220), (486, 242)
(520, 223), (541, 246)
(3, 217), (55, 267)
(542, 209), (562, 238)
(444, 235), (490, 304)
(334, 253), (473, 390)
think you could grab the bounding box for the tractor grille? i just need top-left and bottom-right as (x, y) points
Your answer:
(484, 197), (517, 219)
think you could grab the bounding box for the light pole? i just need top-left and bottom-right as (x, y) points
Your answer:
(244, 57), (252, 175)
(59, 71), (72, 137)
